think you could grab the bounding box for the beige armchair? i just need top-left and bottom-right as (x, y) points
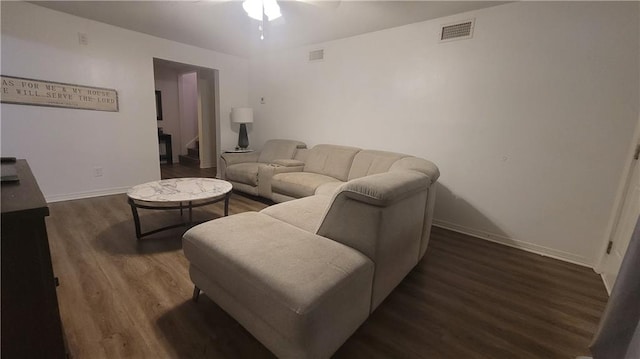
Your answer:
(220, 139), (306, 196)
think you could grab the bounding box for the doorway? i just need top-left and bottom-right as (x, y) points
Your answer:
(598, 121), (640, 292)
(152, 58), (218, 174)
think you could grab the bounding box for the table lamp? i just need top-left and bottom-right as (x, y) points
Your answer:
(231, 107), (253, 149)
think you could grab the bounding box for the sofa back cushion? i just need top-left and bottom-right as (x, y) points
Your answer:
(347, 150), (408, 181)
(303, 144), (360, 181)
(258, 139), (307, 164)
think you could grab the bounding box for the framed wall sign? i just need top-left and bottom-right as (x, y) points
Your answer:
(1, 75), (119, 112)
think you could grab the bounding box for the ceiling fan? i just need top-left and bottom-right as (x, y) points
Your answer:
(241, 0), (341, 40)
(242, 0), (282, 22)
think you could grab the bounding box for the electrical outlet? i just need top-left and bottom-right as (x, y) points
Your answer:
(78, 32), (88, 45)
(93, 167), (103, 177)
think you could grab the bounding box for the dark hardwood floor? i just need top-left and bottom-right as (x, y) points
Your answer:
(46, 189), (608, 358)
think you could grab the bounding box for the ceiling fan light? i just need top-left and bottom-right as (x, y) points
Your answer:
(263, 0), (282, 21)
(242, 0), (263, 21)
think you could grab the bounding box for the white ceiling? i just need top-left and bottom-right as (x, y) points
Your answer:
(32, 1), (507, 58)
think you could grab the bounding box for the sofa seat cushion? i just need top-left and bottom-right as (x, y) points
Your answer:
(226, 162), (265, 186)
(183, 212), (374, 358)
(272, 172), (341, 199)
(261, 195), (332, 232)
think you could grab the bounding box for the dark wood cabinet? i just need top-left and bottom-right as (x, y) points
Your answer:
(1, 160), (66, 358)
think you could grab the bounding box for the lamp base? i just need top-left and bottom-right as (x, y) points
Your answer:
(238, 123), (249, 149)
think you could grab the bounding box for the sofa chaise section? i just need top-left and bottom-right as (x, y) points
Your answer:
(183, 212), (374, 358)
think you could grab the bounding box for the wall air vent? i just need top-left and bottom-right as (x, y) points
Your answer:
(440, 19), (475, 42)
(308, 49), (324, 62)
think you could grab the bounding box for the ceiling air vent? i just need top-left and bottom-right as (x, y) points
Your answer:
(308, 49), (324, 62)
(440, 19), (475, 42)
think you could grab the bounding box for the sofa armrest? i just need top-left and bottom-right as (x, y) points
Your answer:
(257, 163), (305, 198)
(219, 151), (260, 180)
(389, 157), (440, 184)
(293, 148), (309, 163)
(317, 170), (433, 310)
(340, 170), (430, 206)
(271, 159), (305, 167)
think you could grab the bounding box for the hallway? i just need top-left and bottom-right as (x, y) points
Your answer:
(160, 163), (217, 179)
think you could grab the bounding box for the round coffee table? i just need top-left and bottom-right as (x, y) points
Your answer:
(126, 178), (233, 239)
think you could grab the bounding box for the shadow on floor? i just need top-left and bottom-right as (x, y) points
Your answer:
(94, 208), (221, 256)
(156, 296), (274, 359)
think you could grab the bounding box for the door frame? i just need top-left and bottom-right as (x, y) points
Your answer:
(595, 115), (640, 291)
(196, 69), (218, 169)
(152, 58), (219, 170)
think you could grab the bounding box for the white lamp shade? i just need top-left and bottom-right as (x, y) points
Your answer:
(231, 107), (254, 124)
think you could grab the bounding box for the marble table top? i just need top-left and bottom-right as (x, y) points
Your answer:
(127, 178), (232, 203)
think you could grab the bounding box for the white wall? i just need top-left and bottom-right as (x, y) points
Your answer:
(154, 64), (180, 163)
(249, 2), (640, 266)
(0, 2), (248, 201)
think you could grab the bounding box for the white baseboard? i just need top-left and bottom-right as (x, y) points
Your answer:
(45, 186), (130, 203)
(601, 273), (613, 295)
(432, 219), (593, 268)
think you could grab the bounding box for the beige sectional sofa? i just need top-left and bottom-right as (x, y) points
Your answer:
(183, 143), (439, 358)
